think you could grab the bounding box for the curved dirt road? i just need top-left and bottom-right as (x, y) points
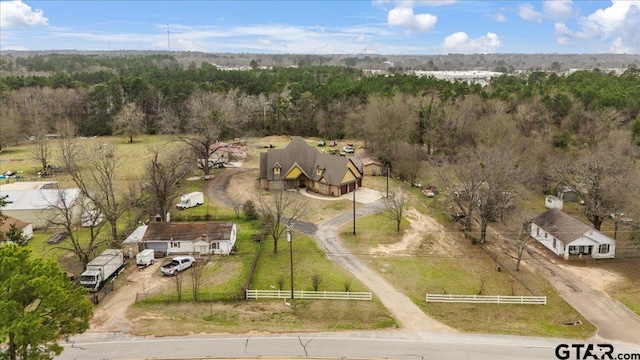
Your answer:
(314, 202), (454, 333)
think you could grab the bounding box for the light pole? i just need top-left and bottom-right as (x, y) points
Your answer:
(386, 165), (390, 198)
(286, 223), (294, 299)
(353, 186), (356, 235)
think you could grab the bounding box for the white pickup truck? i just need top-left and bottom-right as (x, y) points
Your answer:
(160, 256), (195, 276)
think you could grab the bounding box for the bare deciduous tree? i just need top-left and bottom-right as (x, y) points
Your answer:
(436, 154), (484, 231)
(30, 117), (52, 175)
(113, 102), (145, 143)
(144, 144), (194, 221)
(43, 188), (107, 267)
(227, 193), (244, 219)
(550, 139), (635, 230)
(191, 260), (205, 301)
(392, 142), (425, 185)
(256, 187), (306, 254)
(382, 187), (408, 232)
(160, 91), (225, 176)
(174, 270), (184, 302)
(60, 137), (125, 245)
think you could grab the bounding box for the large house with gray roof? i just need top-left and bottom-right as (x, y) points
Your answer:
(531, 208), (616, 260)
(259, 137), (363, 197)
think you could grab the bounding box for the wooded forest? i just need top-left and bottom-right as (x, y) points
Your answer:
(1, 52), (639, 235)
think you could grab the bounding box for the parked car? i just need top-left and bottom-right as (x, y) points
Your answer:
(422, 189), (435, 198)
(161, 256), (196, 276)
(412, 180), (423, 188)
(343, 145), (354, 153)
(329, 140), (337, 147)
(317, 140), (326, 146)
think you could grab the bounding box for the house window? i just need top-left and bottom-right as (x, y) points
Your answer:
(544, 232), (547, 238)
(316, 167), (323, 176)
(552, 238), (556, 249)
(273, 165), (281, 175)
(210, 242), (220, 250)
(599, 244), (610, 254)
(536, 227), (539, 236)
(171, 242), (180, 248)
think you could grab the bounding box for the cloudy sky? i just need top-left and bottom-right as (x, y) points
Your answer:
(1, 0), (639, 54)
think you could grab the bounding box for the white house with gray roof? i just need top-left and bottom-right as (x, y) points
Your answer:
(531, 208), (615, 260)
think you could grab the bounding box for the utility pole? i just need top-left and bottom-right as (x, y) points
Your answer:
(386, 165), (390, 198)
(286, 223), (294, 299)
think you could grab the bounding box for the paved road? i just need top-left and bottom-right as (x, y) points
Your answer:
(56, 331), (640, 360)
(314, 202), (453, 333)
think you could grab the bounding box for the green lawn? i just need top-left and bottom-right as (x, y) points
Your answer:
(339, 213), (596, 339)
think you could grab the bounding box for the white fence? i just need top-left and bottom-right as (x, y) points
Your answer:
(246, 289), (372, 301)
(426, 294), (547, 305)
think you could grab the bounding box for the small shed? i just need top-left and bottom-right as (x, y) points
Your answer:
(545, 195), (563, 210)
(355, 148), (384, 176)
(0, 215), (33, 243)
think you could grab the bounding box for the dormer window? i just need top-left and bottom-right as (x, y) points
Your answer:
(273, 165), (281, 175)
(316, 166), (323, 176)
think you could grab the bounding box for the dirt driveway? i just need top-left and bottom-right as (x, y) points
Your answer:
(89, 261), (172, 333)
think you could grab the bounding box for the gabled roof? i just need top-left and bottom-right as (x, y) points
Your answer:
(0, 215), (30, 233)
(532, 208), (593, 243)
(141, 221), (234, 243)
(259, 137), (362, 186)
(355, 148), (382, 166)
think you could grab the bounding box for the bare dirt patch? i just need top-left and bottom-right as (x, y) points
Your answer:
(556, 263), (623, 292)
(371, 208), (462, 257)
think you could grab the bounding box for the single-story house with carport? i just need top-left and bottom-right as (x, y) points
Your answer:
(0, 188), (82, 229)
(531, 208), (615, 260)
(139, 221), (237, 256)
(259, 137), (363, 197)
(0, 215), (34, 243)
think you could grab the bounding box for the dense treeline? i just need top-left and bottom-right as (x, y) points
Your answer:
(1, 53), (639, 152)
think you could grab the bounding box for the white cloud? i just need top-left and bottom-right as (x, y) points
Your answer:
(518, 3), (543, 23)
(543, 0), (573, 20)
(387, 5), (437, 33)
(561, 1), (640, 53)
(441, 31), (501, 54)
(491, 13), (507, 23)
(0, 0), (48, 28)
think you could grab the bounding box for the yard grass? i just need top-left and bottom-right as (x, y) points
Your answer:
(338, 213), (597, 339)
(130, 221), (396, 334)
(127, 298), (395, 336)
(339, 214), (408, 253)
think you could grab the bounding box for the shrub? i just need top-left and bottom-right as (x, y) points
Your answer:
(243, 200), (259, 220)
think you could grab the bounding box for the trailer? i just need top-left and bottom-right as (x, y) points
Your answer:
(79, 249), (125, 292)
(176, 191), (204, 210)
(136, 249), (155, 268)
